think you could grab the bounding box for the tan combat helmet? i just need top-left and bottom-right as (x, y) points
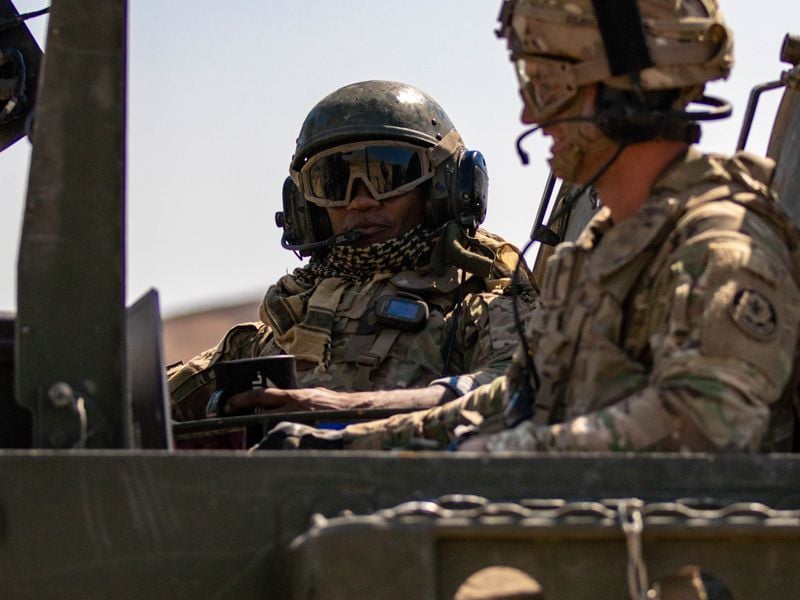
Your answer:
(496, 0), (734, 127)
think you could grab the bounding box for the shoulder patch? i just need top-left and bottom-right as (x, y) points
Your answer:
(729, 287), (777, 339)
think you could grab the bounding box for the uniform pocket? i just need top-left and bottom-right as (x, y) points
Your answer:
(567, 329), (648, 416)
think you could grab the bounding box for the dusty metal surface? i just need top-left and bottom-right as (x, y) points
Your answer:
(292, 496), (800, 599)
(15, 0), (129, 448)
(0, 451), (800, 599)
(126, 290), (173, 450)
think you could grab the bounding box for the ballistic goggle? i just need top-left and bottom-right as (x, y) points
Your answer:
(292, 130), (462, 208)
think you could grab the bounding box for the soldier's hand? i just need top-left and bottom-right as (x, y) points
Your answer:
(224, 387), (348, 414)
(256, 422), (346, 450)
(456, 434), (491, 453)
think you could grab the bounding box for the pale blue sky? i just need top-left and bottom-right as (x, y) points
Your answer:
(1, 1), (797, 316)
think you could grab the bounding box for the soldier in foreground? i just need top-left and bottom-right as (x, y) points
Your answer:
(269, 0), (800, 452)
(168, 80), (537, 444)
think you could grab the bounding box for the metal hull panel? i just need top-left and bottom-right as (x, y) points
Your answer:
(1, 451), (800, 598)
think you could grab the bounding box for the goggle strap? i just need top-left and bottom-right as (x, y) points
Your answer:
(427, 130), (463, 168)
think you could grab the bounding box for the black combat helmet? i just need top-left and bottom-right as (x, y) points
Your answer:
(279, 81), (488, 255)
(290, 80), (459, 171)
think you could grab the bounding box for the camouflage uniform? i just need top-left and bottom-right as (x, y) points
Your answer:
(344, 148), (800, 452)
(168, 226), (536, 424)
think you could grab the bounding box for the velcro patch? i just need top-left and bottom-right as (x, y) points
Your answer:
(729, 287), (777, 339)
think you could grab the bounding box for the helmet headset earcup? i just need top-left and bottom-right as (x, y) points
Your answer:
(594, 84), (701, 144)
(426, 147), (488, 231)
(276, 176), (332, 257)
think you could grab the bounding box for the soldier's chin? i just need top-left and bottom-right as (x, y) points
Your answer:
(350, 238), (374, 248)
(350, 227), (390, 247)
(547, 145), (586, 184)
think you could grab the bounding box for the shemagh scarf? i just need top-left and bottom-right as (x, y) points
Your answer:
(260, 224), (439, 367)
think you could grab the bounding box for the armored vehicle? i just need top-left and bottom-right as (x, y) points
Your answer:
(2, 2), (800, 598)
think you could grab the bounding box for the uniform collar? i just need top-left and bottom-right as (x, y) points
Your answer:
(582, 148), (714, 280)
(651, 145), (727, 195)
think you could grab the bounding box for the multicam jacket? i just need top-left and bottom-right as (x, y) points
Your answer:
(169, 232), (536, 423)
(345, 148), (800, 453)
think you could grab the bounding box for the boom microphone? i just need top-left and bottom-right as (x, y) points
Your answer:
(280, 229), (364, 253)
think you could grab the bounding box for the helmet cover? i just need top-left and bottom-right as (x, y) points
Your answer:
(497, 0), (734, 122)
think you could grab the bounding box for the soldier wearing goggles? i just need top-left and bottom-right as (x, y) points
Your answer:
(167, 80), (537, 447)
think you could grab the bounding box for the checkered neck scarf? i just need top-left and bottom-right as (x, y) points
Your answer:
(299, 223), (440, 282)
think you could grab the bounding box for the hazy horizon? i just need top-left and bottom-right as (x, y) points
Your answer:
(1, 0), (796, 317)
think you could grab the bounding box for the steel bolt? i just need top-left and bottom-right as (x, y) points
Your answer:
(48, 382), (75, 408)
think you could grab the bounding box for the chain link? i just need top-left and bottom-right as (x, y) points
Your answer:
(618, 500), (650, 600)
(304, 496), (800, 599)
(329, 495), (800, 528)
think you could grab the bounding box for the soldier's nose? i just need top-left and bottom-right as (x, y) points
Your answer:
(521, 104), (536, 125)
(348, 179), (381, 211)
